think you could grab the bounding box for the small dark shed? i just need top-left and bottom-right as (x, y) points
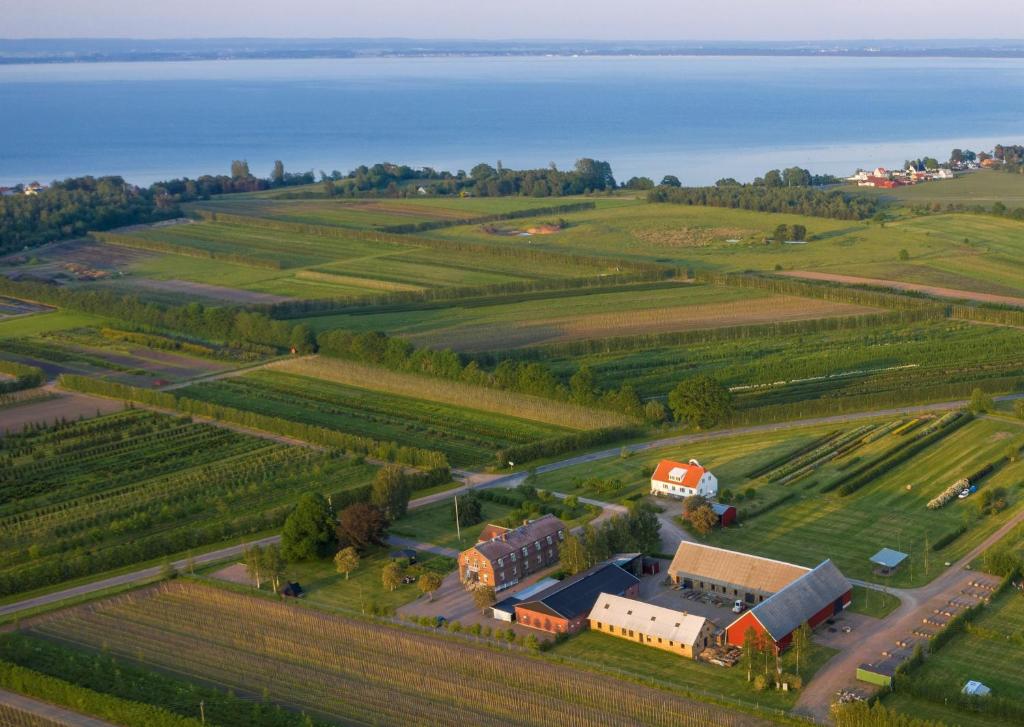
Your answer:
(281, 582), (305, 598)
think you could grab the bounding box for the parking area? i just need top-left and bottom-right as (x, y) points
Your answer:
(640, 565), (742, 632)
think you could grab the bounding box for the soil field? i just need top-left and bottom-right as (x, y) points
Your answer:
(782, 270), (1024, 308)
(0, 391), (124, 435)
(114, 277), (293, 305)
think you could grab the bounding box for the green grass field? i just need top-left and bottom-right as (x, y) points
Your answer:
(551, 628), (836, 712)
(389, 499), (515, 552)
(181, 369), (573, 466)
(851, 169), (1024, 207)
(0, 310), (108, 339)
(847, 585), (901, 619)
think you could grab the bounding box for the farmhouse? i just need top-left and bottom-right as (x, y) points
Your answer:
(724, 560), (852, 651)
(458, 514), (566, 592)
(668, 542), (808, 604)
(515, 563), (640, 634)
(588, 593), (716, 659)
(651, 459), (718, 499)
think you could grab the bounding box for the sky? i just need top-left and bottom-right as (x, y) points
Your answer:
(2, 0), (1022, 40)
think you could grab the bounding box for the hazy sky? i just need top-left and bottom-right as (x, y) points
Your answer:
(3, 0), (1022, 40)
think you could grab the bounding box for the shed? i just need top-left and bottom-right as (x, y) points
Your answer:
(962, 680), (991, 697)
(870, 548), (908, 575)
(491, 597), (518, 622)
(711, 503), (737, 527)
(389, 548), (418, 564)
(280, 582), (304, 598)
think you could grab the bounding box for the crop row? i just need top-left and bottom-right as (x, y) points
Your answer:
(31, 582), (759, 727)
(763, 424), (881, 484)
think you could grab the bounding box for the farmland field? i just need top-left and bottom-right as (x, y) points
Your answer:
(180, 369), (577, 466)
(0, 409), (375, 597)
(296, 282), (877, 350)
(21, 581), (766, 727)
(883, 585), (1024, 726)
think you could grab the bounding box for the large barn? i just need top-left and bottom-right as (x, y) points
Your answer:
(650, 459), (718, 499)
(515, 563), (640, 634)
(588, 592), (716, 659)
(668, 542), (852, 651)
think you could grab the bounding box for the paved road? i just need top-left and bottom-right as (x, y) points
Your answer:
(793, 505), (1024, 723)
(0, 687), (115, 726)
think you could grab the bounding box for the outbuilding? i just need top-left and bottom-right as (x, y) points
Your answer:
(870, 548), (908, 576)
(589, 593), (716, 659)
(516, 563), (640, 635)
(711, 502), (737, 527)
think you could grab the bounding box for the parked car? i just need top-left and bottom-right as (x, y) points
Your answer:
(732, 600), (747, 613)
(958, 489), (971, 499)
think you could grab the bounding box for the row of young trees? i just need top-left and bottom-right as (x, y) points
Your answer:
(648, 184), (878, 220)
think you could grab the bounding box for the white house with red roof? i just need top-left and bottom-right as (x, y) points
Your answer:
(650, 459), (718, 499)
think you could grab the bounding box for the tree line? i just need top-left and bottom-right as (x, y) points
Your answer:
(648, 184), (878, 220)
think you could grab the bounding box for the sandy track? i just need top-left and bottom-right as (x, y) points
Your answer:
(782, 270), (1024, 308)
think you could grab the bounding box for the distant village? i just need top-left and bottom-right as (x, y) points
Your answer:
(847, 165), (955, 189)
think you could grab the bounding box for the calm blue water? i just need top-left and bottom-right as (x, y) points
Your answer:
(1, 55), (1023, 186)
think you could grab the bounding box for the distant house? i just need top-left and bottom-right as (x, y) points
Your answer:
(589, 592), (716, 659)
(23, 182), (44, 196)
(515, 563), (640, 634)
(458, 514), (566, 592)
(650, 459), (718, 499)
(724, 560), (851, 652)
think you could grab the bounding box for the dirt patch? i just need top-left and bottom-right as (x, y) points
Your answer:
(0, 391), (124, 435)
(210, 562), (253, 586)
(118, 278), (292, 305)
(634, 227), (755, 248)
(0, 296), (52, 320)
(782, 270), (1024, 309)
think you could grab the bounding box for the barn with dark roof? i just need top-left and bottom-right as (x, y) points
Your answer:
(515, 563), (640, 634)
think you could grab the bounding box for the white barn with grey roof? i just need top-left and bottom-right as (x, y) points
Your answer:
(588, 593), (716, 658)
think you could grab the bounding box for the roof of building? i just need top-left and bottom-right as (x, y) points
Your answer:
(739, 560), (851, 641)
(710, 503), (735, 515)
(962, 680), (991, 696)
(517, 563), (640, 621)
(588, 593), (709, 646)
(869, 548), (909, 569)
(468, 514), (566, 562)
(652, 459), (708, 488)
(510, 577), (560, 602)
(493, 597), (519, 614)
(477, 523), (510, 543)
(668, 542), (809, 594)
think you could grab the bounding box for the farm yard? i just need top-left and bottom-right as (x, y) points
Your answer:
(0, 409), (376, 598)
(179, 369), (579, 466)
(15, 581), (767, 727)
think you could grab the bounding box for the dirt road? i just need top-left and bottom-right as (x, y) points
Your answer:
(781, 270), (1024, 309)
(0, 688), (115, 726)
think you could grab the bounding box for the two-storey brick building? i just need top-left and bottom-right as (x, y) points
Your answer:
(458, 514), (566, 592)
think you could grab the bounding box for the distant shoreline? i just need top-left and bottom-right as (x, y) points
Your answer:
(3, 39), (1024, 65)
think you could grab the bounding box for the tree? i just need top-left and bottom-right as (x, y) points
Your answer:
(418, 572), (443, 601)
(899, 248), (910, 261)
(559, 533), (590, 576)
(262, 543), (287, 593)
(569, 365), (599, 405)
(472, 585), (496, 612)
(687, 504), (718, 536)
(644, 399), (667, 424)
(334, 546), (360, 580)
(772, 224), (789, 243)
(660, 175), (682, 187)
(793, 622), (812, 676)
(789, 224), (807, 241)
(336, 503), (389, 551)
(381, 561), (403, 592)
(371, 466), (412, 520)
(243, 544), (264, 588)
(627, 503), (662, 552)
(271, 160), (285, 184)
(624, 176), (655, 190)
(668, 376), (734, 429)
(1015, 399), (1024, 420)
(452, 490), (484, 528)
(281, 493), (336, 561)
(230, 160), (251, 179)
(289, 324), (317, 354)
(969, 387), (994, 414)
(742, 627), (758, 682)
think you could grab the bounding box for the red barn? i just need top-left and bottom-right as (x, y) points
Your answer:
(725, 560), (852, 651)
(711, 502), (737, 527)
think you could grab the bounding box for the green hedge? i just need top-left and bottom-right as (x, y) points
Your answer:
(495, 426), (642, 466)
(0, 660), (200, 727)
(0, 360), (45, 394)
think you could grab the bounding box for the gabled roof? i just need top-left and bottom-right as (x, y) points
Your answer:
(668, 542), (808, 594)
(477, 523), (510, 543)
(588, 593), (709, 647)
(651, 459), (707, 488)
(517, 563), (639, 621)
(710, 503), (735, 516)
(738, 560), (852, 641)
(469, 514), (565, 562)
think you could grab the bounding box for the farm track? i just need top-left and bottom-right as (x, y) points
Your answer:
(781, 270), (1024, 309)
(0, 687), (116, 726)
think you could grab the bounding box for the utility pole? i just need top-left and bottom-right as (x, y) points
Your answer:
(454, 494), (462, 543)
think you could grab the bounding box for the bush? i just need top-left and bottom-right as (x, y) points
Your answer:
(752, 674), (767, 691)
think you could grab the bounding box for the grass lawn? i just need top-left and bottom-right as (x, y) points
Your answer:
(883, 694), (994, 727)
(550, 629), (836, 712)
(704, 417), (1024, 587)
(390, 499), (515, 552)
(847, 585), (901, 619)
(0, 311), (108, 339)
(283, 548), (456, 616)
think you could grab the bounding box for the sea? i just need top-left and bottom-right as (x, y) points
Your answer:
(1, 54), (1023, 187)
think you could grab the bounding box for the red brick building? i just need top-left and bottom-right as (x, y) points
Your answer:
(515, 563), (640, 635)
(458, 514), (566, 592)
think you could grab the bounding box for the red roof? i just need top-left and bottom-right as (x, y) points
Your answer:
(651, 459), (706, 488)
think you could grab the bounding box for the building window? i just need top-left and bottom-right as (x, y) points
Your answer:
(535, 542), (541, 551)
(482, 573), (488, 583)
(510, 552), (516, 562)
(609, 625), (615, 633)
(499, 571), (505, 582)
(548, 549), (553, 559)
(558, 530), (564, 540)
(522, 547), (528, 557)
(498, 558), (504, 568)
(546, 535), (553, 545)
